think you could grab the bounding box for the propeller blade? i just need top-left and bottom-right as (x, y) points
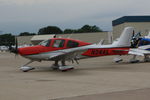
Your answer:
(131, 31), (142, 48)
(9, 36), (18, 55)
(15, 36), (18, 51)
(132, 30), (135, 38)
(8, 43), (12, 52)
(15, 36), (18, 56)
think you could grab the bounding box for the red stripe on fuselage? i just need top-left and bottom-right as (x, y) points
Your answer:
(19, 46), (130, 57)
(82, 48), (130, 57)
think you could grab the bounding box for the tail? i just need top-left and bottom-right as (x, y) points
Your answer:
(113, 27), (134, 47)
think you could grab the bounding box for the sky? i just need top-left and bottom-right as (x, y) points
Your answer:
(0, 0), (150, 34)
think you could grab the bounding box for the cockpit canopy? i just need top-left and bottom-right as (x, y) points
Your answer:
(38, 38), (90, 48)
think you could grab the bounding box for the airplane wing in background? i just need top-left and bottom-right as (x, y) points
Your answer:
(128, 48), (150, 56)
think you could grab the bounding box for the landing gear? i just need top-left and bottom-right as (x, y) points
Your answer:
(20, 60), (35, 72)
(51, 60), (60, 70)
(20, 66), (35, 72)
(20, 60), (74, 72)
(129, 55), (140, 63)
(59, 66), (74, 72)
(51, 60), (74, 71)
(59, 60), (74, 71)
(144, 55), (150, 62)
(114, 56), (123, 63)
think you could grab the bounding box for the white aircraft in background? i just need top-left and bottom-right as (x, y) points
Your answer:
(128, 32), (150, 63)
(0, 46), (9, 52)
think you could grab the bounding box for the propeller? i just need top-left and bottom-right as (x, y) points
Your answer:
(9, 36), (19, 55)
(131, 31), (142, 48)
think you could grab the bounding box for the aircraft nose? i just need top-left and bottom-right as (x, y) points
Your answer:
(10, 47), (18, 54)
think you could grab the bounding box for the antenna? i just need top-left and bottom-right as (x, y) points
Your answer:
(53, 34), (56, 38)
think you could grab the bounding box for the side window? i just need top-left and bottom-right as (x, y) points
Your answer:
(67, 40), (79, 48)
(53, 40), (65, 48)
(39, 39), (51, 47)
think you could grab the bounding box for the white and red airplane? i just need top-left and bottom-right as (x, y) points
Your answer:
(10, 27), (134, 72)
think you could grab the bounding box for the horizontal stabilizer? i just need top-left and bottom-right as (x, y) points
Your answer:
(129, 48), (150, 56)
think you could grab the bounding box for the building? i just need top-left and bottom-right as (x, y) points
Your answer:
(31, 35), (54, 45)
(17, 32), (111, 46)
(18, 16), (150, 46)
(113, 16), (150, 39)
(57, 32), (111, 44)
(17, 35), (33, 46)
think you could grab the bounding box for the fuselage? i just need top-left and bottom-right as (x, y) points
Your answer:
(137, 38), (150, 50)
(17, 38), (130, 61)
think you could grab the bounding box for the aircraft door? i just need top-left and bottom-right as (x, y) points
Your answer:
(52, 39), (65, 48)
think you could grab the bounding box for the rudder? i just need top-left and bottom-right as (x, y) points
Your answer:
(114, 27), (134, 47)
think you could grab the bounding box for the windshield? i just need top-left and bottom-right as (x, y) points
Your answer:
(39, 39), (51, 47)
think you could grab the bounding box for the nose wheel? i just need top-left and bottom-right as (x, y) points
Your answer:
(20, 66), (35, 72)
(20, 60), (35, 72)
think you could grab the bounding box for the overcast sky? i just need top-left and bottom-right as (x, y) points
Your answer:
(0, 0), (150, 34)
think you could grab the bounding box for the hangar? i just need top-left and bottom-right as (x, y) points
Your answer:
(31, 34), (54, 45)
(17, 16), (150, 46)
(113, 16), (150, 39)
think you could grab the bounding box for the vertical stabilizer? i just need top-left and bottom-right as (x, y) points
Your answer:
(113, 27), (134, 47)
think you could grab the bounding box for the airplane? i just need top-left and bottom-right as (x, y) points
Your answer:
(128, 32), (150, 63)
(10, 27), (134, 72)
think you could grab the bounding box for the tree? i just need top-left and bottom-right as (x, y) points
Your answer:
(64, 29), (77, 34)
(63, 25), (103, 34)
(0, 34), (15, 46)
(77, 25), (102, 33)
(38, 26), (63, 35)
(19, 32), (36, 36)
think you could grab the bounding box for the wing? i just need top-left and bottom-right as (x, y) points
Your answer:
(48, 44), (97, 61)
(128, 48), (150, 56)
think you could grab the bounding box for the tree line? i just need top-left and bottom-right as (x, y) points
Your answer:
(0, 25), (103, 46)
(20, 24), (103, 35)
